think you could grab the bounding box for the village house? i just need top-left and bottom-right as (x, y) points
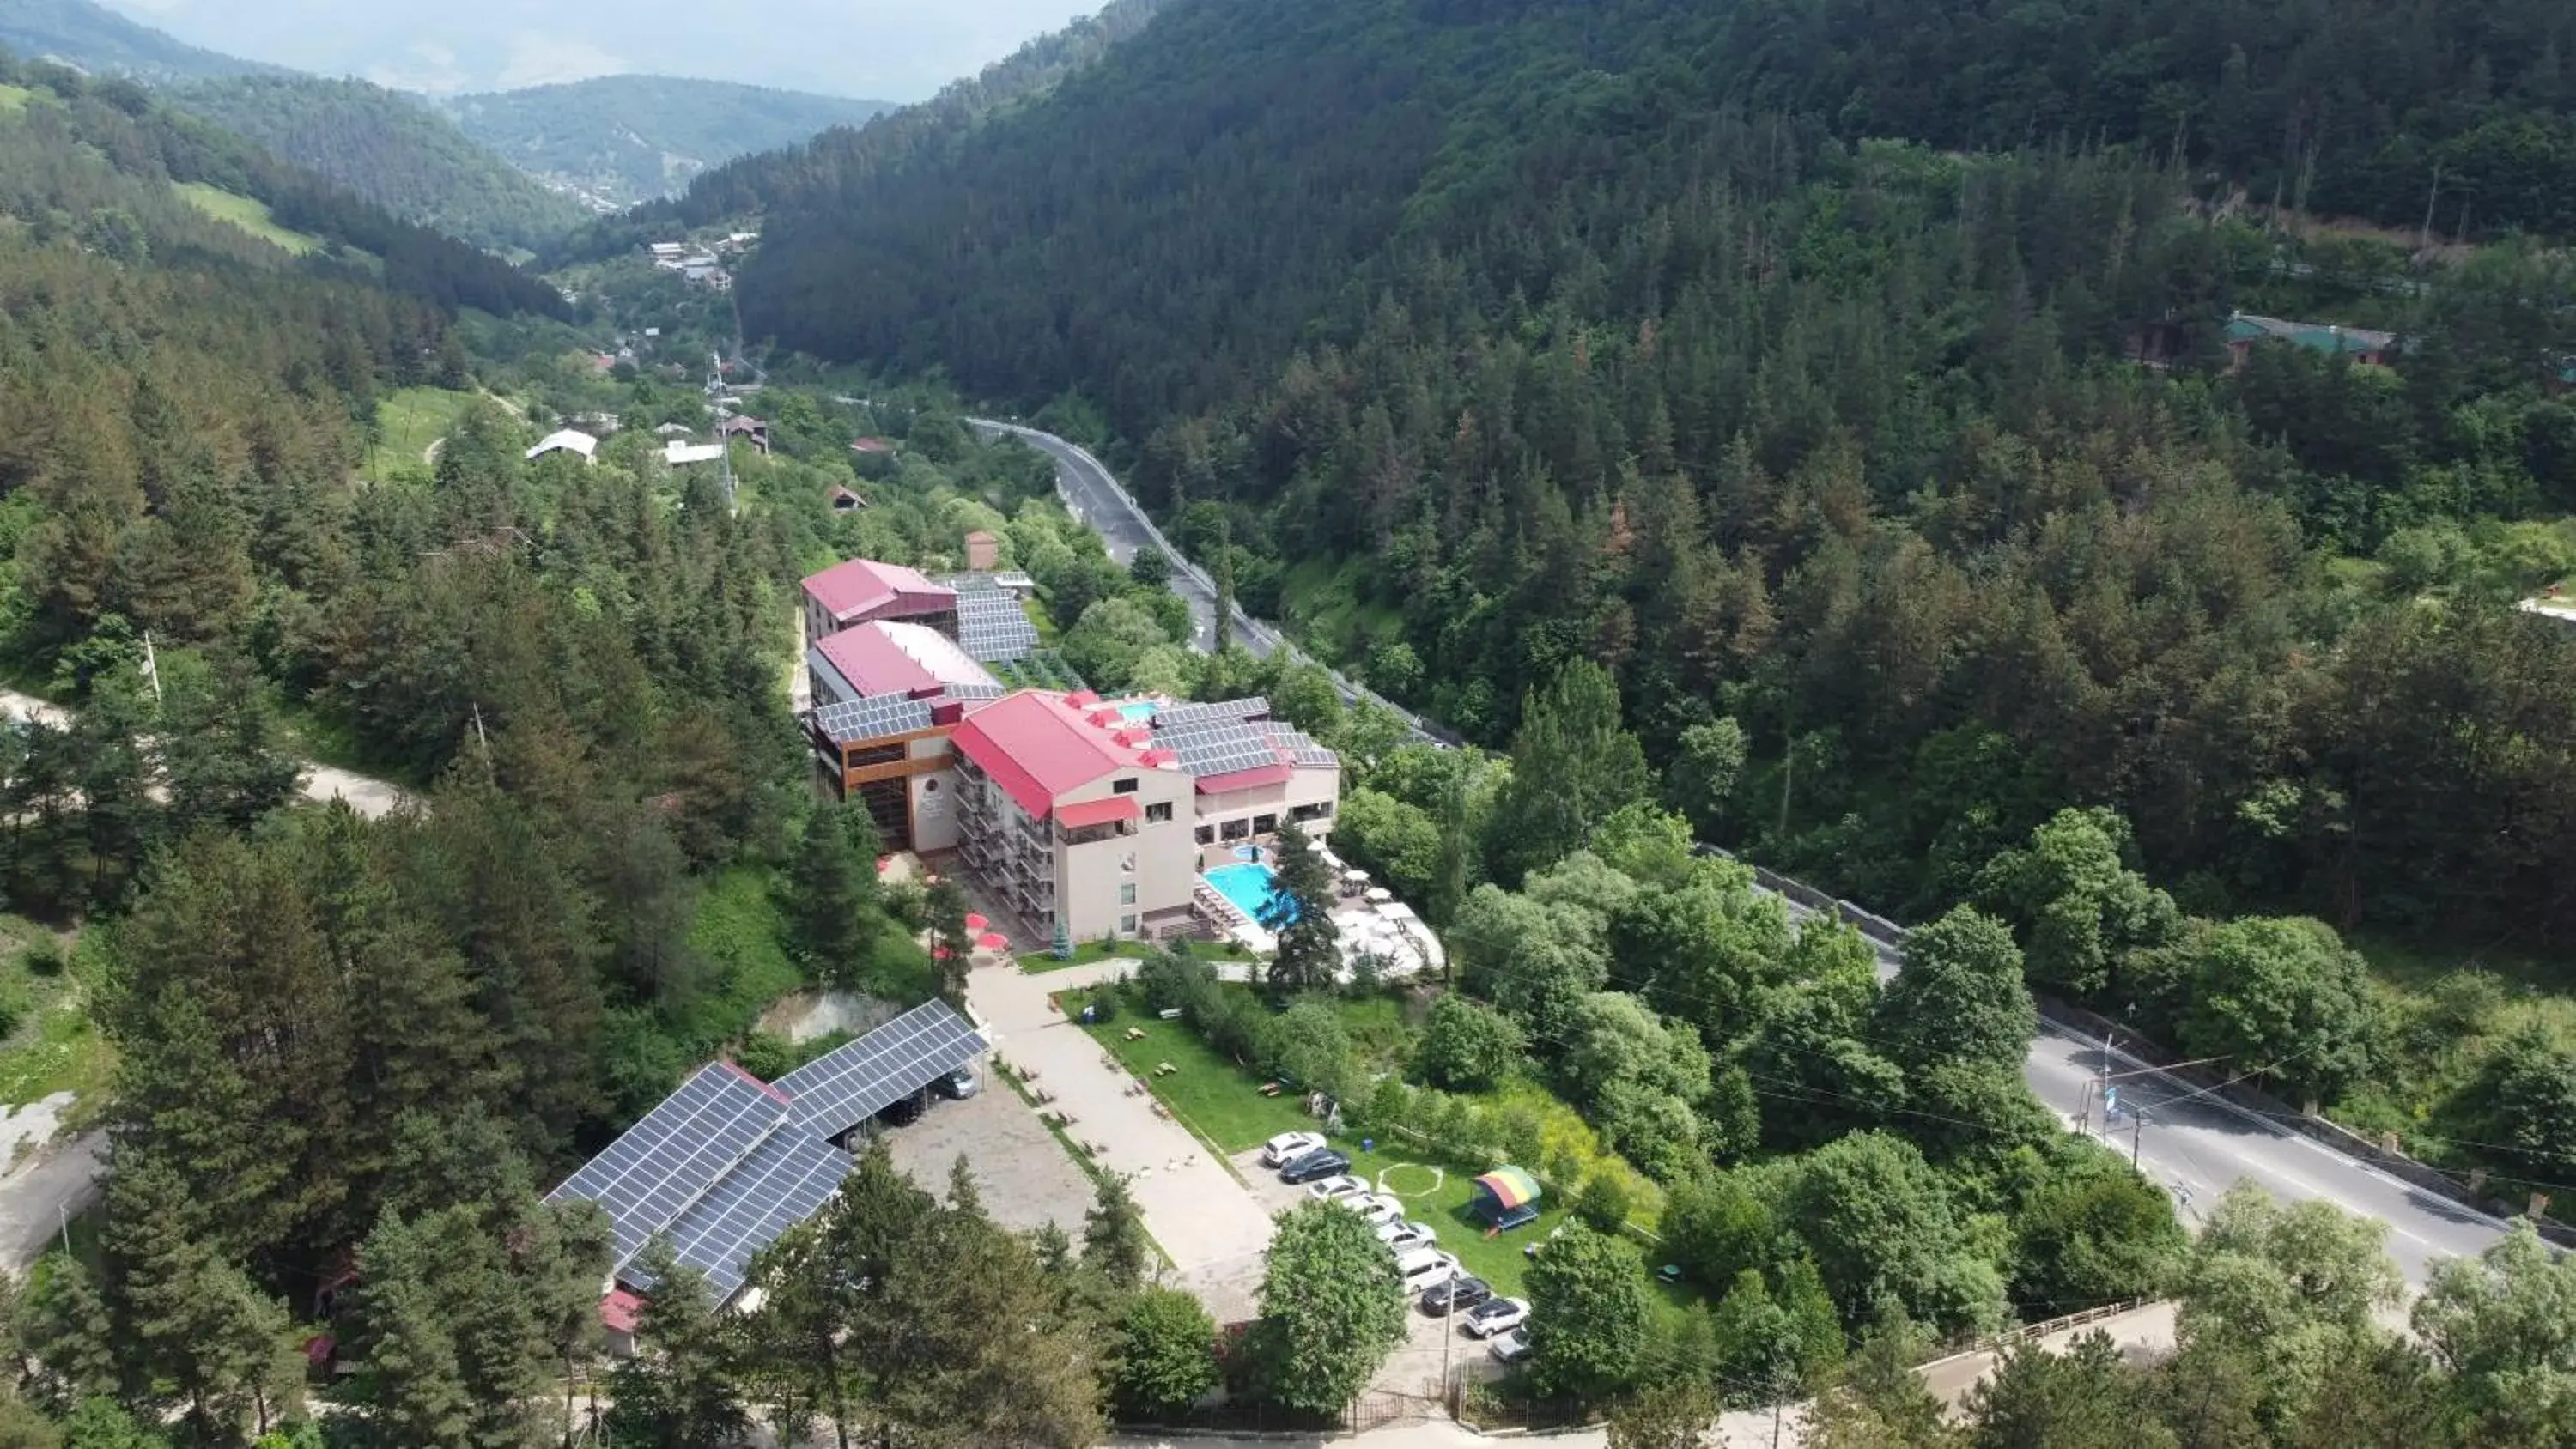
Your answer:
(2224, 311), (2400, 370)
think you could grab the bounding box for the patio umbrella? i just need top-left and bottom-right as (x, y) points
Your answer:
(1472, 1166), (1543, 1214)
(976, 931), (1009, 950)
(965, 912), (990, 931)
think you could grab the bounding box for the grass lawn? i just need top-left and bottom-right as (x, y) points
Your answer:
(367, 385), (477, 476)
(172, 182), (322, 255)
(1021, 939), (1256, 973)
(1076, 1008), (1313, 1155)
(1018, 940), (1142, 973)
(0, 923), (111, 1128)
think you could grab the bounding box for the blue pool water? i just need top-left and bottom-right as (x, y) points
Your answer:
(1206, 862), (1294, 921)
(1115, 700), (1160, 723)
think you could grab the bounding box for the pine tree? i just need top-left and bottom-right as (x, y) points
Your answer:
(925, 880), (972, 1004)
(605, 1240), (749, 1449)
(787, 803), (877, 985)
(1080, 1174), (1153, 1288)
(1261, 822), (1340, 995)
(352, 1213), (476, 1449)
(19, 1258), (115, 1410)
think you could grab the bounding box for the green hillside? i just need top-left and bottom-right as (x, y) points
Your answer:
(729, 0), (2576, 1203)
(440, 74), (891, 210)
(556, 0), (1169, 263)
(0, 47), (565, 318)
(170, 74), (590, 255)
(0, 0), (275, 81)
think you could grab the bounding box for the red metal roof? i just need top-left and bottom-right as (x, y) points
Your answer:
(1194, 763), (1297, 794)
(951, 692), (1145, 818)
(599, 1291), (642, 1334)
(718, 1059), (792, 1105)
(1056, 797), (1142, 829)
(815, 621), (995, 700)
(801, 558), (955, 625)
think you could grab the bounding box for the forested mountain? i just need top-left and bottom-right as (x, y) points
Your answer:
(439, 76), (893, 211)
(734, 0), (2576, 948)
(0, 0), (274, 82)
(549, 0), (1170, 263)
(168, 75), (589, 254)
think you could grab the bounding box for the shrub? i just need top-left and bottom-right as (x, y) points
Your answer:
(1575, 1173), (1633, 1234)
(732, 1032), (797, 1082)
(18, 938), (64, 978)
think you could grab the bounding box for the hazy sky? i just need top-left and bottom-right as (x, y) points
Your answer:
(97, 0), (1084, 99)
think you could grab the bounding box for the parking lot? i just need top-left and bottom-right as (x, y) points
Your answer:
(1234, 1146), (1517, 1396)
(880, 1072), (1099, 1238)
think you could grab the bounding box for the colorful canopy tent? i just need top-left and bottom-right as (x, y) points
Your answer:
(1470, 1167), (1543, 1228)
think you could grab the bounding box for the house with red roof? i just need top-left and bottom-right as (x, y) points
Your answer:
(800, 557), (960, 644)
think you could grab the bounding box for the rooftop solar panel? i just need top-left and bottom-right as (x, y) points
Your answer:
(546, 1064), (788, 1270)
(653, 1127), (853, 1300)
(1153, 698), (1270, 730)
(775, 999), (989, 1139)
(814, 694), (935, 742)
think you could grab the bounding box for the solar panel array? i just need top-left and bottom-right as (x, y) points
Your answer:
(814, 694), (934, 743)
(945, 682), (1007, 701)
(653, 1128), (853, 1299)
(546, 1064), (787, 1269)
(1153, 697), (1269, 730)
(950, 583), (1041, 664)
(775, 999), (989, 1138)
(1261, 723), (1341, 769)
(1160, 718), (1289, 778)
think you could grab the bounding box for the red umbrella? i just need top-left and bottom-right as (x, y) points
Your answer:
(965, 912), (990, 931)
(977, 931), (1010, 950)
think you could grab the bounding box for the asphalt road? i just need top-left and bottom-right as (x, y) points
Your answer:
(987, 420), (2523, 1288)
(969, 420), (1453, 742)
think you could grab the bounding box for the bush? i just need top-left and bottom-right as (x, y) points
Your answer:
(18, 938), (64, 978)
(732, 1032), (797, 1082)
(1575, 1173), (1633, 1234)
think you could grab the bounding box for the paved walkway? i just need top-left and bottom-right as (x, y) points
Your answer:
(1918, 1300), (2178, 1406)
(963, 960), (1279, 1278)
(0, 689), (406, 819)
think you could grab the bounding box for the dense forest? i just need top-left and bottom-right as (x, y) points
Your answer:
(714, 0), (2576, 1209)
(727, 0), (2576, 943)
(544, 0), (1171, 264)
(440, 76), (892, 212)
(0, 51), (567, 318)
(167, 76), (589, 255)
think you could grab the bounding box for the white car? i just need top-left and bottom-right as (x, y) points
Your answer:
(1488, 1327), (1533, 1365)
(1304, 1174), (1368, 1203)
(1260, 1131), (1327, 1167)
(1395, 1248), (1461, 1291)
(1462, 1297), (1529, 1338)
(1350, 1193), (1405, 1226)
(1376, 1220), (1438, 1252)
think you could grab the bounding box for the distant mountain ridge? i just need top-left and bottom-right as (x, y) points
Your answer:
(0, 0), (892, 238)
(0, 0), (276, 80)
(170, 74), (589, 255)
(437, 76), (893, 210)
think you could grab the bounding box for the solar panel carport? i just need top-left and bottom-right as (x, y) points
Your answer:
(545, 1000), (988, 1302)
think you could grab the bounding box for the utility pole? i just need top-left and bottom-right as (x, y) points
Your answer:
(707, 349), (737, 517)
(139, 631), (161, 705)
(2132, 1106), (2148, 1168)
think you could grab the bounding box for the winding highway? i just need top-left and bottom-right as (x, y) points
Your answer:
(978, 419), (2524, 1287)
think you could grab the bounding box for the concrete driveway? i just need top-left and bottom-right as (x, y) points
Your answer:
(964, 961), (1279, 1288)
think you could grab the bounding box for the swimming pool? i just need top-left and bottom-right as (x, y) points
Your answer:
(1114, 700), (1160, 723)
(1205, 862), (1295, 922)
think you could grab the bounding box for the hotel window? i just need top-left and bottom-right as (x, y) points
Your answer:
(1121, 914), (1139, 935)
(1112, 777), (1139, 795)
(1146, 802), (1173, 823)
(1253, 813), (1279, 834)
(1120, 882), (1137, 905)
(1195, 825), (1215, 845)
